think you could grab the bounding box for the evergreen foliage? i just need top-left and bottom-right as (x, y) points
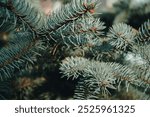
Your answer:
(0, 0), (150, 99)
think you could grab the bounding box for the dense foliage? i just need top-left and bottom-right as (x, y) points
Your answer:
(0, 0), (150, 99)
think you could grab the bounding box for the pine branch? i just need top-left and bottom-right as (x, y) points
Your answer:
(129, 65), (150, 93)
(60, 57), (89, 79)
(50, 17), (105, 42)
(107, 23), (137, 51)
(41, 0), (98, 38)
(135, 44), (150, 65)
(73, 77), (92, 100)
(0, 8), (18, 32)
(7, 0), (46, 32)
(0, 32), (45, 80)
(137, 66), (150, 92)
(136, 19), (150, 44)
(60, 57), (138, 99)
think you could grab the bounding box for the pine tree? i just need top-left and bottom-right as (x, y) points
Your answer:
(0, 0), (150, 99)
